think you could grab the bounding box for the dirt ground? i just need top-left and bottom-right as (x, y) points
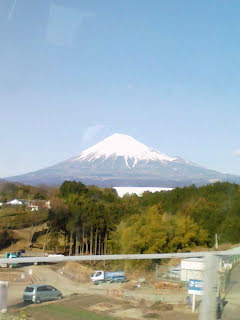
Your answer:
(0, 223), (48, 255)
(11, 294), (198, 320)
(1, 263), (199, 320)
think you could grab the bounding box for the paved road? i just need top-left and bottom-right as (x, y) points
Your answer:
(6, 264), (190, 312)
(7, 265), (79, 308)
(222, 265), (240, 320)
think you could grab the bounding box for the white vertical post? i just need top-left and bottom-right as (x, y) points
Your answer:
(192, 294), (196, 313)
(0, 281), (8, 313)
(199, 253), (218, 320)
(215, 234), (218, 250)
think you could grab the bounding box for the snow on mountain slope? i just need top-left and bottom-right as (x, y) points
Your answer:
(74, 133), (176, 168)
(5, 133), (240, 187)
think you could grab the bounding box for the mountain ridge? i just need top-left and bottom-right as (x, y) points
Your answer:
(5, 133), (240, 187)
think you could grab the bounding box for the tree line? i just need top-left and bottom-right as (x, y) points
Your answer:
(48, 181), (125, 255)
(0, 181), (57, 202)
(1, 180), (240, 254)
(47, 181), (240, 255)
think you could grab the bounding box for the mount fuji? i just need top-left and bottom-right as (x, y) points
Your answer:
(6, 133), (240, 187)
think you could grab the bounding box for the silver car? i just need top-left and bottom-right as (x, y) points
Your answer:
(23, 284), (62, 304)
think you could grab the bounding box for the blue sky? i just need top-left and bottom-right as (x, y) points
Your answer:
(1, 0), (240, 177)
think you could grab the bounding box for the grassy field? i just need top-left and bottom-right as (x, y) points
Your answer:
(25, 304), (118, 320)
(0, 207), (48, 229)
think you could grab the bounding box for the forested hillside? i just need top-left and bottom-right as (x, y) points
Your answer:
(1, 181), (240, 253)
(0, 181), (57, 202)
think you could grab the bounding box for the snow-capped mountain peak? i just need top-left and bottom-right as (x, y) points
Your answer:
(74, 133), (176, 168)
(6, 133), (240, 187)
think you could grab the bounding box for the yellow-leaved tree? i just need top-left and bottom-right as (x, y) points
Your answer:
(109, 204), (209, 255)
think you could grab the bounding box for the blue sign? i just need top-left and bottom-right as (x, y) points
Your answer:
(188, 279), (203, 295)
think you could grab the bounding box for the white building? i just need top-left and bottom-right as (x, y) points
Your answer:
(29, 200), (51, 211)
(30, 205), (39, 211)
(113, 187), (173, 197)
(181, 258), (205, 282)
(7, 199), (23, 206)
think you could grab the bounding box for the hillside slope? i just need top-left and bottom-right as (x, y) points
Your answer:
(6, 133), (240, 187)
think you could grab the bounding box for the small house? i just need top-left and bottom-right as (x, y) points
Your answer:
(7, 199), (23, 206)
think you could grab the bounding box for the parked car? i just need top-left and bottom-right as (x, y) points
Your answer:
(0, 252), (21, 268)
(23, 284), (62, 304)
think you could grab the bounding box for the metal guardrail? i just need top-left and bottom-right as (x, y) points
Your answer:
(0, 250), (240, 265)
(1, 249), (239, 320)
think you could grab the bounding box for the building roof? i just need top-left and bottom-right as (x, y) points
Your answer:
(113, 187), (173, 197)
